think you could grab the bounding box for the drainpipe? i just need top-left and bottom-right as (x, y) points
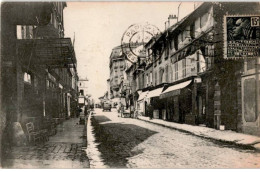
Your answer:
(256, 57), (259, 128)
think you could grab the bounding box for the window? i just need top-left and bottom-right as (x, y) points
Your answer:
(17, 25), (22, 39)
(34, 76), (38, 88)
(46, 80), (50, 88)
(154, 71), (157, 85)
(150, 72), (153, 85)
(17, 25), (34, 39)
(195, 17), (201, 38)
(165, 65), (169, 83)
(196, 51), (200, 73)
(80, 90), (84, 95)
(24, 72), (31, 84)
(201, 13), (208, 28)
(190, 23), (195, 39)
(175, 63), (178, 81)
(146, 74), (149, 87)
(182, 59), (187, 78)
(169, 65), (173, 82)
(159, 69), (164, 84)
(165, 45), (169, 59)
(178, 33), (183, 45)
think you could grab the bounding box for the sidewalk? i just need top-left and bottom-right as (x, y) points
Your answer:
(2, 117), (90, 168)
(137, 116), (260, 151)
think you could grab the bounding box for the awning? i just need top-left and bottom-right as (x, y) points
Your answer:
(17, 38), (76, 68)
(137, 91), (149, 102)
(160, 80), (192, 99)
(146, 87), (164, 99)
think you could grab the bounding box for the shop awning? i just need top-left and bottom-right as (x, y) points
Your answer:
(146, 87), (164, 99)
(160, 80), (192, 99)
(17, 38), (76, 68)
(137, 91), (149, 102)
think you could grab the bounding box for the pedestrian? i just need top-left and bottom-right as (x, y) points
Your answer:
(149, 111), (153, 120)
(117, 103), (121, 117)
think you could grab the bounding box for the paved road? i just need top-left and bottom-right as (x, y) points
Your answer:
(90, 108), (260, 168)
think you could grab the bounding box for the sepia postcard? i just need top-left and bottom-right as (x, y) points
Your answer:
(0, 0), (260, 169)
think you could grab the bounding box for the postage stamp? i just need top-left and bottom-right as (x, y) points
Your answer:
(224, 15), (260, 59)
(121, 22), (161, 63)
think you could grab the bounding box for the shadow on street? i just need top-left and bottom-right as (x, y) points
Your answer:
(91, 116), (157, 168)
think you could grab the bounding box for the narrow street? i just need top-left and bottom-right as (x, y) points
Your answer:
(89, 108), (260, 168)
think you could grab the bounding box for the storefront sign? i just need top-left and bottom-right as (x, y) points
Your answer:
(224, 15), (260, 59)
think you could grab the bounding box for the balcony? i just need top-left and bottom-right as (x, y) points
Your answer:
(17, 38), (76, 68)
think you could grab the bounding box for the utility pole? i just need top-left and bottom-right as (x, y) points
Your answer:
(177, 2), (182, 22)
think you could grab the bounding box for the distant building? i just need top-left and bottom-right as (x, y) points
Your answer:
(78, 78), (89, 110)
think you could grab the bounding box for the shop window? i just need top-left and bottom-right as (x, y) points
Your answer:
(24, 72), (31, 84)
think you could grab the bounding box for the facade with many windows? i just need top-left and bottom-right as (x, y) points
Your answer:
(1, 2), (78, 148)
(123, 2), (260, 136)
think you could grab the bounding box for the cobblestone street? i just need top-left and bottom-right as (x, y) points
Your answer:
(2, 118), (90, 168)
(90, 108), (260, 168)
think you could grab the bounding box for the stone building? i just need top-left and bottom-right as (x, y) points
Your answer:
(1, 2), (78, 153)
(127, 2), (260, 136)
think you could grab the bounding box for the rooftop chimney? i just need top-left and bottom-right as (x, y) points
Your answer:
(168, 14), (178, 27)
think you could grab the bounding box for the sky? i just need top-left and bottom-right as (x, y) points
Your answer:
(63, 1), (198, 102)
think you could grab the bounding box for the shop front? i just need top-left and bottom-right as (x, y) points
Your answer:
(160, 80), (193, 124)
(146, 86), (164, 118)
(136, 90), (149, 116)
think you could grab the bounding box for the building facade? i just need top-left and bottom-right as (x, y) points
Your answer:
(125, 2), (260, 136)
(1, 2), (78, 152)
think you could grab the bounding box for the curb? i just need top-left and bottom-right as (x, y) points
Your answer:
(137, 117), (260, 151)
